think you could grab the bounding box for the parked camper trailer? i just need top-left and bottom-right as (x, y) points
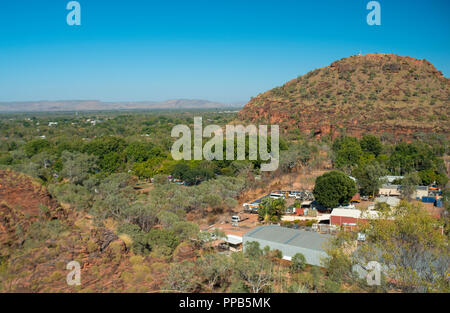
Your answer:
(270, 192), (285, 199)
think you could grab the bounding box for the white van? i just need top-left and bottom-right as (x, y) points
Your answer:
(231, 216), (240, 223)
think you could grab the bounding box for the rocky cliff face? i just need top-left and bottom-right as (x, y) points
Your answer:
(0, 170), (131, 292)
(238, 54), (450, 139)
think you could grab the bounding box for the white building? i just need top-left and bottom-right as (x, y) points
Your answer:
(381, 176), (404, 183)
(379, 184), (428, 199)
(375, 196), (401, 207)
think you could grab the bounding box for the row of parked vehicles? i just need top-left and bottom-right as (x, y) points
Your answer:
(243, 190), (315, 214)
(269, 190), (315, 201)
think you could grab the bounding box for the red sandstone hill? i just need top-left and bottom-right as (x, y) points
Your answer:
(238, 54), (450, 139)
(0, 170), (131, 292)
(0, 170), (196, 292)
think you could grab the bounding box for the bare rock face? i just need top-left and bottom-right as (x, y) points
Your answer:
(238, 54), (450, 139)
(91, 228), (119, 252)
(173, 242), (196, 262)
(0, 170), (67, 255)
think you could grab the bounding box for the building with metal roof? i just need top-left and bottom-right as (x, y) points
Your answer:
(243, 225), (332, 267)
(381, 175), (404, 183)
(375, 196), (401, 207)
(225, 234), (243, 246)
(379, 184), (402, 196)
(330, 208), (380, 228)
(379, 184), (428, 199)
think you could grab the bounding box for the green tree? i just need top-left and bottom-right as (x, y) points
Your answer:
(387, 141), (442, 175)
(323, 234), (354, 284)
(132, 157), (164, 179)
(164, 260), (199, 292)
(171, 162), (214, 185)
(418, 169), (448, 186)
(147, 228), (180, 253)
(83, 136), (127, 157)
(196, 254), (231, 291)
(360, 135), (382, 157)
(313, 171), (357, 208)
(244, 241), (264, 259)
(258, 198), (286, 223)
(116, 223), (151, 255)
(24, 139), (51, 157)
(124, 141), (153, 163)
(279, 143), (312, 173)
(401, 171), (421, 199)
(100, 151), (124, 173)
(83, 137), (126, 173)
(352, 160), (387, 197)
(332, 137), (363, 171)
(92, 173), (136, 218)
(170, 221), (199, 241)
(232, 252), (274, 293)
(123, 202), (158, 232)
(60, 151), (98, 184)
(290, 253), (307, 272)
(48, 183), (92, 210)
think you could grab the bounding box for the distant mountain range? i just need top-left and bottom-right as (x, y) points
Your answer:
(0, 99), (244, 112)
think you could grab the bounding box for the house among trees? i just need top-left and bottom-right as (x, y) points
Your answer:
(379, 184), (428, 199)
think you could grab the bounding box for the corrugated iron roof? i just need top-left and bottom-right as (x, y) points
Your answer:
(244, 225), (331, 252)
(225, 234), (243, 245)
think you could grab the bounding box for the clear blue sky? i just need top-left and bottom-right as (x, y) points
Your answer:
(0, 0), (449, 103)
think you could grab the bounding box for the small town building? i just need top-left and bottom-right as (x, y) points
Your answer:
(330, 208), (379, 228)
(224, 235), (243, 252)
(379, 184), (429, 199)
(351, 193), (361, 203)
(375, 196), (401, 207)
(243, 225), (331, 266)
(381, 175), (404, 183)
(379, 184), (401, 197)
(415, 186), (429, 199)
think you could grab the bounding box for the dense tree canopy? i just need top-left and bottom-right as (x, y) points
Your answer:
(352, 160), (387, 196)
(360, 135), (382, 157)
(332, 137), (363, 171)
(258, 198), (286, 223)
(313, 171), (357, 208)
